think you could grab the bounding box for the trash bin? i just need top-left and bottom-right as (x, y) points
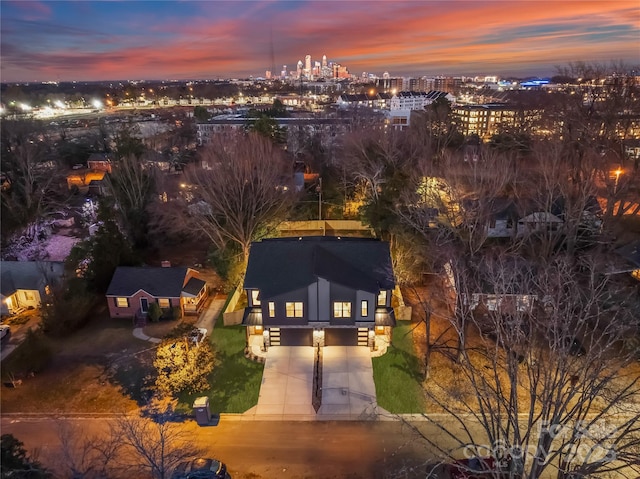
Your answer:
(193, 396), (211, 426)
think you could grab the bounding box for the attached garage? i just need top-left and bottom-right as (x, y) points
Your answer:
(324, 328), (358, 346)
(277, 328), (313, 346)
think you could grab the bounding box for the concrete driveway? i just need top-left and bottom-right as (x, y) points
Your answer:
(250, 345), (377, 420)
(255, 346), (316, 417)
(319, 346), (377, 419)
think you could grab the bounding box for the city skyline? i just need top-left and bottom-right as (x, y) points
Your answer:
(1, 0), (639, 83)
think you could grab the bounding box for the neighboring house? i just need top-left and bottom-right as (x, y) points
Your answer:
(87, 153), (113, 173)
(242, 236), (396, 348)
(106, 266), (208, 321)
(486, 198), (518, 239)
(1, 261), (65, 315)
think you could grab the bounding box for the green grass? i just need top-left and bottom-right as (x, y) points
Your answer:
(372, 321), (426, 414)
(177, 316), (264, 414)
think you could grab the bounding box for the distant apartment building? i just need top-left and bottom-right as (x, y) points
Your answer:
(452, 103), (541, 139)
(388, 90), (455, 130)
(195, 116), (350, 153)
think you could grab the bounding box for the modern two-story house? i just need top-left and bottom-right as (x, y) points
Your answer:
(242, 237), (396, 348)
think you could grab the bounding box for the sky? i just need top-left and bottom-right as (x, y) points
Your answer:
(1, 0), (639, 82)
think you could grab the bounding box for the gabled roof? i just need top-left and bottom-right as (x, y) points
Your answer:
(106, 266), (192, 297)
(0, 261), (64, 297)
(244, 237), (395, 298)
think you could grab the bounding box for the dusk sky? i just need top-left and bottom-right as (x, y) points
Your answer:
(1, 1), (639, 82)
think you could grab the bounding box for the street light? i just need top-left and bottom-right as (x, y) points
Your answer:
(614, 168), (622, 194)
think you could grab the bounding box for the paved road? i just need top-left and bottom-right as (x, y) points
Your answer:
(1, 416), (445, 479)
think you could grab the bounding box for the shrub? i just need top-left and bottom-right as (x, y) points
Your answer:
(171, 306), (182, 320)
(147, 302), (162, 322)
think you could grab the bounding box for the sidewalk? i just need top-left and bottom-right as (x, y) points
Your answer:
(132, 294), (227, 344)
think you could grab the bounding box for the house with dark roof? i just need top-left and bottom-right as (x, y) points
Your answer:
(242, 236), (395, 348)
(1, 261), (65, 315)
(106, 266), (208, 321)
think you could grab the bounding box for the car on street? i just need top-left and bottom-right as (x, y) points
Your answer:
(171, 457), (230, 479)
(0, 325), (10, 341)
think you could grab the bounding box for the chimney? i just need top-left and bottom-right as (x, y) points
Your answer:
(161, 261), (171, 268)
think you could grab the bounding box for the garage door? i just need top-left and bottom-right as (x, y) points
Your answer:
(324, 328), (358, 346)
(279, 328), (313, 346)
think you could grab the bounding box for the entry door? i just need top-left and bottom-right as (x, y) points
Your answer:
(140, 298), (149, 313)
(5, 296), (14, 313)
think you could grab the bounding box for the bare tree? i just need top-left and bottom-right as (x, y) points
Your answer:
(0, 119), (64, 233)
(105, 153), (156, 246)
(414, 253), (640, 479)
(111, 408), (201, 479)
(52, 420), (121, 479)
(176, 131), (295, 261)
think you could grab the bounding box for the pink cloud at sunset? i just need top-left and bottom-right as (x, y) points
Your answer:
(1, 1), (638, 82)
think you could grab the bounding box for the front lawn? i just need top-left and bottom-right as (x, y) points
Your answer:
(372, 320), (426, 414)
(177, 316), (264, 414)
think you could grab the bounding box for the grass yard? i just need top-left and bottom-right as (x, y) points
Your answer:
(372, 320), (426, 414)
(177, 316), (264, 414)
(1, 306), (150, 413)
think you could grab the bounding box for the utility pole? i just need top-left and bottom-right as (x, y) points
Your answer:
(318, 177), (322, 221)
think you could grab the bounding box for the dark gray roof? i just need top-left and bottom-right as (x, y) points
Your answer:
(244, 237), (395, 298)
(0, 261), (64, 297)
(106, 266), (190, 297)
(183, 277), (206, 296)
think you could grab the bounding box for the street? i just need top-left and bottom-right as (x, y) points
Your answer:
(1, 416), (442, 479)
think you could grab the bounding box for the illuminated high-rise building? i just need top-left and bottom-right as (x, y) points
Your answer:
(322, 54), (327, 68)
(304, 54), (312, 78)
(296, 60), (303, 79)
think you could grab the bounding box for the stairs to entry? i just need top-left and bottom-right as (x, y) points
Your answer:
(269, 328), (281, 346)
(357, 328), (369, 346)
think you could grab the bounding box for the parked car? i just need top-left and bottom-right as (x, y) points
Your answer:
(171, 457), (230, 479)
(0, 325), (10, 341)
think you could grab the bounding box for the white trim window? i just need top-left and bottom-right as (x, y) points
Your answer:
(361, 300), (368, 317)
(116, 297), (129, 308)
(377, 290), (387, 306)
(251, 290), (261, 306)
(333, 301), (352, 318)
(158, 298), (170, 308)
(285, 302), (303, 318)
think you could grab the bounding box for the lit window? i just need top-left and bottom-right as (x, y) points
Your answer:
(485, 295), (501, 312)
(251, 290), (261, 306)
(377, 291), (387, 306)
(268, 302), (275, 317)
(285, 302), (303, 318)
(24, 291), (35, 301)
(361, 300), (368, 317)
(158, 298), (170, 308)
(333, 302), (352, 318)
(116, 297), (129, 308)
(516, 296), (532, 312)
